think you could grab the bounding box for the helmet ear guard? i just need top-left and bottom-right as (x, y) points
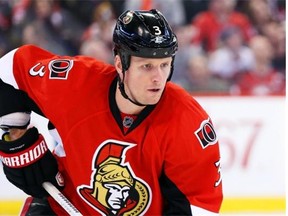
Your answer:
(113, 48), (130, 72)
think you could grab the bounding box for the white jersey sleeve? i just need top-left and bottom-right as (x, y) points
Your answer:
(0, 48), (19, 88)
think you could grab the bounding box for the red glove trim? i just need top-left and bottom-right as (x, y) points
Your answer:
(0, 135), (48, 168)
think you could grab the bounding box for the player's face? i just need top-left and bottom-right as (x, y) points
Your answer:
(123, 56), (172, 105)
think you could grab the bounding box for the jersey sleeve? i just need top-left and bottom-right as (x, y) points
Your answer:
(0, 45), (114, 129)
(161, 96), (223, 215)
(0, 48), (19, 88)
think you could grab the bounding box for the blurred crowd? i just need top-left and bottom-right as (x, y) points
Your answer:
(0, 0), (286, 96)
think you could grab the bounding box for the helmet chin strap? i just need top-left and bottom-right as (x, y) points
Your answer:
(117, 76), (146, 107)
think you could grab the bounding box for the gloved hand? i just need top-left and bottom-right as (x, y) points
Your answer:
(0, 127), (64, 198)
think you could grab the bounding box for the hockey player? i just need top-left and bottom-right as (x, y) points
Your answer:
(0, 9), (223, 215)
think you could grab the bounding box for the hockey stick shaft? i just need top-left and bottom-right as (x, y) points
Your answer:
(42, 182), (83, 216)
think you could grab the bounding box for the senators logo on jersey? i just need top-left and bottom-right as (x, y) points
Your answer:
(49, 59), (73, 80)
(78, 140), (151, 215)
(195, 118), (218, 149)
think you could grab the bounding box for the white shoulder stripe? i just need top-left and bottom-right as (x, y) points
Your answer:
(0, 48), (19, 89)
(191, 205), (219, 216)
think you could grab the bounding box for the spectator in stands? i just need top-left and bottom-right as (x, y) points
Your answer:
(58, 1), (104, 26)
(261, 20), (286, 74)
(81, 1), (116, 50)
(21, 21), (68, 55)
(172, 25), (203, 87)
(79, 38), (113, 64)
(0, 1), (12, 31)
(182, 0), (209, 23)
(0, 1), (14, 54)
(242, 0), (286, 76)
(231, 35), (285, 96)
(124, 0), (186, 27)
(245, 0), (285, 34)
(184, 54), (230, 94)
(208, 26), (254, 85)
(11, 0), (85, 54)
(191, 0), (254, 52)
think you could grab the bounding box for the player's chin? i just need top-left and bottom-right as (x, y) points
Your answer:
(145, 96), (162, 105)
(143, 90), (163, 105)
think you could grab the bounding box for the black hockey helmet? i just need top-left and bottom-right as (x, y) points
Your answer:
(113, 9), (178, 73)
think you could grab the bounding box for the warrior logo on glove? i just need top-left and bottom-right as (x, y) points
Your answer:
(78, 140), (151, 215)
(0, 137), (48, 168)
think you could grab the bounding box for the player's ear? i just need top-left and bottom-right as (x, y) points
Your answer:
(114, 55), (122, 75)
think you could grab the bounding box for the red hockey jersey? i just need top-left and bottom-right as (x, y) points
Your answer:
(0, 45), (223, 215)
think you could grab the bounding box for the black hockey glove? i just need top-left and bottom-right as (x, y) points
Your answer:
(0, 127), (64, 198)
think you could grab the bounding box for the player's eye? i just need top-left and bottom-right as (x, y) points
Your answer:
(142, 64), (153, 70)
(161, 62), (169, 68)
